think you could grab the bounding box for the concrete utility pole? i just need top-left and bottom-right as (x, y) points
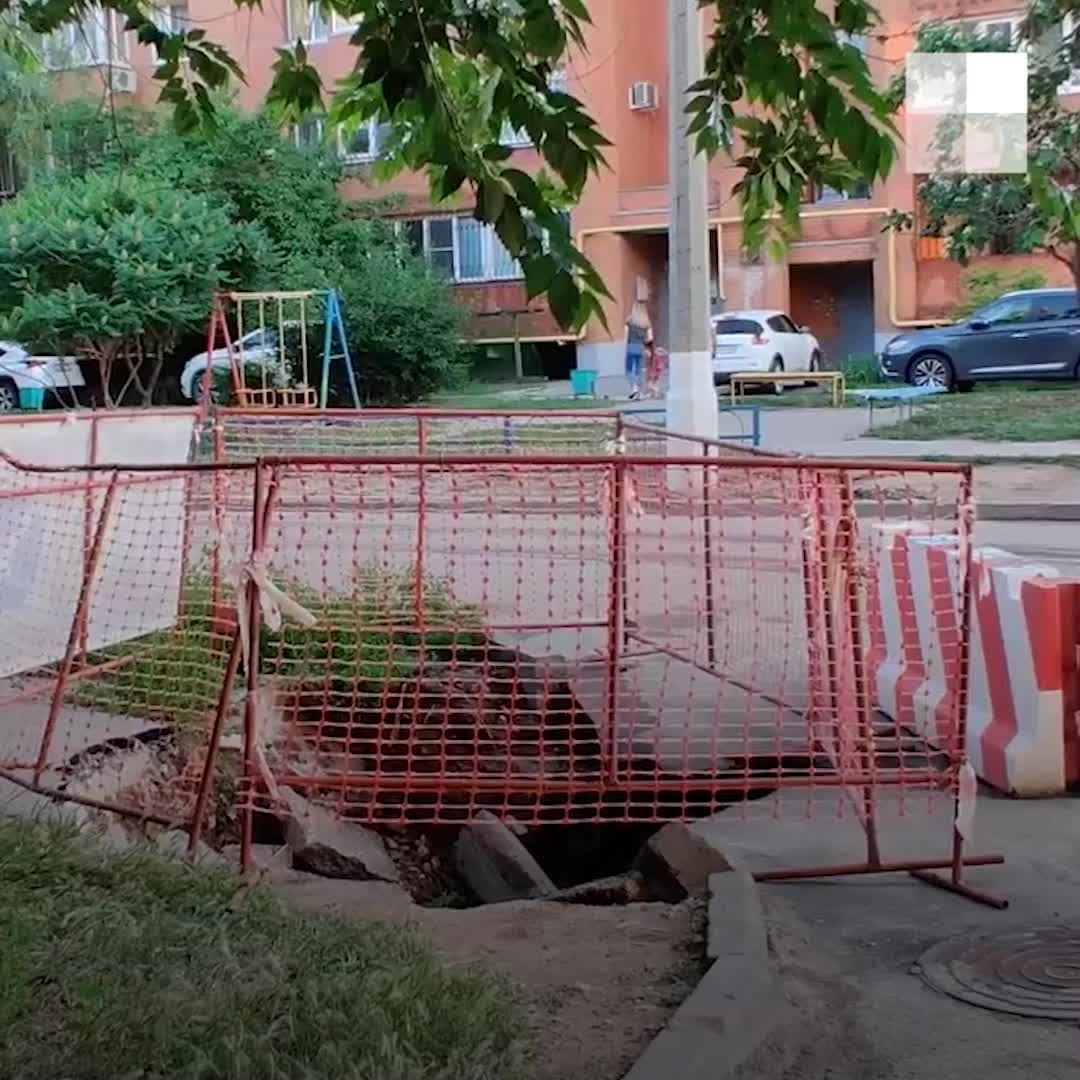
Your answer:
(666, 0), (719, 442)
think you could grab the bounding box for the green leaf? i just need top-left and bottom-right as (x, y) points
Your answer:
(548, 269), (580, 329)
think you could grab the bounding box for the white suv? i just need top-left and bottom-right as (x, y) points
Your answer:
(0, 342), (85, 410)
(179, 327), (290, 402)
(711, 310), (822, 389)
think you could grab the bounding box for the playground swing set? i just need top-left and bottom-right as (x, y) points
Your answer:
(202, 288), (361, 410)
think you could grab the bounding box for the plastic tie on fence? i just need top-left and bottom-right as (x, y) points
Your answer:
(238, 552), (318, 642)
(955, 761), (977, 843)
(230, 553), (316, 807)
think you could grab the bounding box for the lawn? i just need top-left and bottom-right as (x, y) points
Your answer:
(73, 571), (485, 726)
(872, 383), (1080, 442)
(427, 381), (606, 411)
(0, 817), (523, 1080)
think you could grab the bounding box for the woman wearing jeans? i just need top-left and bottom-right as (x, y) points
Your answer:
(625, 300), (653, 399)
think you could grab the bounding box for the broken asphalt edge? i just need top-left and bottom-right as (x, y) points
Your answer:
(622, 865), (778, 1080)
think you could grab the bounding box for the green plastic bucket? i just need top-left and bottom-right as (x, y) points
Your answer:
(570, 369), (597, 397)
(18, 386), (45, 411)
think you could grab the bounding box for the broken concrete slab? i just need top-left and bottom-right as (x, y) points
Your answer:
(549, 872), (645, 906)
(282, 787), (399, 882)
(634, 822), (732, 902)
(455, 810), (556, 903)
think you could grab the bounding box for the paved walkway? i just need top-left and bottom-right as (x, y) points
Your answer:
(700, 793), (1080, 1080)
(753, 406), (1080, 460)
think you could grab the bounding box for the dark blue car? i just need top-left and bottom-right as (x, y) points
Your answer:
(879, 287), (1080, 389)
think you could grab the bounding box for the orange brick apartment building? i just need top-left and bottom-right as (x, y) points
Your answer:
(40, 0), (1075, 375)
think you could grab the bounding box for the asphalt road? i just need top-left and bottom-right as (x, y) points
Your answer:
(975, 520), (1080, 574)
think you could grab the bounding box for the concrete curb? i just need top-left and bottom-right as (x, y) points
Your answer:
(623, 868), (778, 1080)
(977, 503), (1080, 522)
(854, 501), (1080, 523)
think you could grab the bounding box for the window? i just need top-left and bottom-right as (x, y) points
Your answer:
(287, 0), (328, 43)
(44, 8), (128, 68)
(977, 296), (1033, 324)
(402, 219), (424, 257)
(332, 10), (360, 34)
(294, 116), (326, 149)
(155, 2), (189, 34)
(839, 31), (867, 55)
(812, 179), (872, 202)
(0, 136), (15, 198)
(286, 2), (356, 42)
(767, 314), (798, 333)
(1041, 15), (1080, 94)
(1031, 293), (1079, 320)
(339, 119), (392, 162)
(403, 216), (523, 282)
(713, 318), (763, 336)
(425, 219), (456, 278)
(954, 14), (1024, 47)
(501, 68), (568, 147)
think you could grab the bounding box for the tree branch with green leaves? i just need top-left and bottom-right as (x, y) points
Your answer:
(2, 0), (900, 327)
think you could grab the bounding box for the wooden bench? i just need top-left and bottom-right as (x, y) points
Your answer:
(234, 385), (318, 409)
(729, 370), (846, 407)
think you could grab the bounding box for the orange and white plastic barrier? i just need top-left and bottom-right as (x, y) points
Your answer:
(868, 523), (1080, 796)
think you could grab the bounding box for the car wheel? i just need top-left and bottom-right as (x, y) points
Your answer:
(0, 379), (18, 412)
(191, 371), (222, 405)
(907, 353), (954, 391)
(768, 358), (785, 395)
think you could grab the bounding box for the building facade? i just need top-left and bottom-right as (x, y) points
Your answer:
(38, 0), (1076, 374)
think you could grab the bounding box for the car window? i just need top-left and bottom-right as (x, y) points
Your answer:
(766, 316), (786, 333)
(239, 329), (271, 349)
(713, 318), (762, 335)
(1030, 294), (1079, 321)
(977, 297), (1034, 325)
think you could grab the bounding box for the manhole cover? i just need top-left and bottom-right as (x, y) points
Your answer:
(918, 925), (1080, 1021)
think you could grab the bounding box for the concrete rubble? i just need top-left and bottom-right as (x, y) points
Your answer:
(633, 822), (733, 901)
(281, 786), (400, 882)
(455, 810), (557, 902)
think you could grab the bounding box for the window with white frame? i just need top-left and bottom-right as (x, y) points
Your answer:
(287, 1), (358, 42)
(500, 67), (569, 147)
(812, 179), (872, 202)
(339, 118), (393, 162)
(403, 216), (523, 283)
(294, 116), (326, 149)
(44, 8), (129, 68)
(839, 30), (867, 55)
(154, 2), (190, 34)
(1045, 14), (1080, 93)
(954, 13), (1023, 47)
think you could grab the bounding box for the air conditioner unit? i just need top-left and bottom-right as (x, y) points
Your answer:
(109, 67), (136, 95)
(628, 81), (658, 111)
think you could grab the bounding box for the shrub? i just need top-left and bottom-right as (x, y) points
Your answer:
(953, 268), (1049, 319)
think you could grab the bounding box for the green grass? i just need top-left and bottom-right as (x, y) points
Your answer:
(428, 380), (607, 411)
(73, 572), (485, 726)
(872, 382), (1080, 442)
(0, 817), (523, 1080)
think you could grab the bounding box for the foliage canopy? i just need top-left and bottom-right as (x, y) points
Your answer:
(5, 0), (900, 327)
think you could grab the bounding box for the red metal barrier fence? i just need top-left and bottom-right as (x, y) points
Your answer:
(0, 410), (1002, 905)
